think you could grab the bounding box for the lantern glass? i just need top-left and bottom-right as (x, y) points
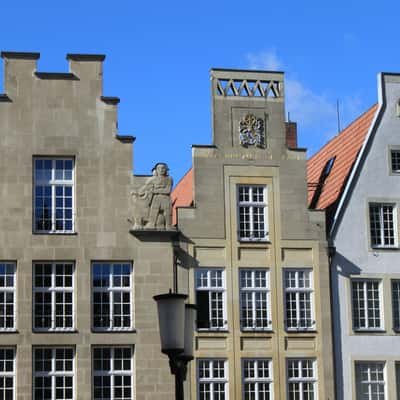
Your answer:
(153, 293), (187, 355)
(182, 304), (197, 360)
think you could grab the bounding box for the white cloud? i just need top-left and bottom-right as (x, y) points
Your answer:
(246, 49), (282, 71)
(246, 50), (364, 151)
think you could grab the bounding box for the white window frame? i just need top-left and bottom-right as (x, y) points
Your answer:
(0, 348), (15, 400)
(237, 185), (268, 242)
(91, 262), (133, 332)
(239, 269), (271, 331)
(92, 346), (134, 400)
(287, 359), (317, 400)
(33, 262), (74, 332)
(0, 263), (16, 332)
(33, 157), (75, 233)
(197, 359), (228, 400)
(195, 269), (227, 330)
(351, 279), (383, 331)
(242, 359), (272, 400)
(392, 280), (400, 331)
(369, 203), (397, 248)
(390, 149), (400, 173)
(284, 269), (315, 331)
(33, 347), (75, 400)
(355, 362), (386, 400)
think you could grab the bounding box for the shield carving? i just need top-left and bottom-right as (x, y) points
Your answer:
(239, 113), (265, 148)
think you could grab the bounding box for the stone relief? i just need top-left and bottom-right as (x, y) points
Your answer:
(239, 113), (265, 148)
(130, 163), (174, 231)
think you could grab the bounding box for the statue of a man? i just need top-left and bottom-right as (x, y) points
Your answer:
(139, 162), (173, 229)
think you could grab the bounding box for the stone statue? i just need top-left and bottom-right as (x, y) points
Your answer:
(130, 163), (174, 230)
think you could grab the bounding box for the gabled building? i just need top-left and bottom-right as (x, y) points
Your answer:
(308, 74), (400, 400)
(0, 51), (179, 400)
(173, 68), (335, 400)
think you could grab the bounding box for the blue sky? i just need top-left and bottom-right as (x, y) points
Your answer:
(2, 0), (400, 183)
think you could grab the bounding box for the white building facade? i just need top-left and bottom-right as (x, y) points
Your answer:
(331, 73), (400, 400)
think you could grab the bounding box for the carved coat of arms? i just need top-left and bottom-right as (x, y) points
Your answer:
(239, 113), (265, 148)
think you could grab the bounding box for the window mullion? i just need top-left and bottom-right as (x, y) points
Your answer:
(52, 348), (56, 400)
(110, 289), (114, 329)
(380, 207), (385, 246)
(363, 282), (369, 328)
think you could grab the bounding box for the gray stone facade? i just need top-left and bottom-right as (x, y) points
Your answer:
(0, 52), (175, 400)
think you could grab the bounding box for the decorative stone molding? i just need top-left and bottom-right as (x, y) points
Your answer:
(215, 78), (282, 98)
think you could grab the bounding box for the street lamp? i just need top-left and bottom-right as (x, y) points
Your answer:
(154, 291), (197, 400)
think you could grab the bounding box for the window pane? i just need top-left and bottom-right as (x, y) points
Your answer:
(198, 359), (227, 400)
(356, 362), (385, 400)
(238, 185), (268, 241)
(92, 263), (132, 330)
(34, 263), (74, 331)
(34, 158), (74, 233)
(195, 269), (225, 330)
(93, 347), (133, 400)
(34, 347), (74, 400)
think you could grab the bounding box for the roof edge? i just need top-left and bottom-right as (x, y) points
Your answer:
(66, 54), (105, 62)
(329, 75), (385, 240)
(308, 103), (378, 162)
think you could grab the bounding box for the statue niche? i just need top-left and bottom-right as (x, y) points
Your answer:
(130, 162), (174, 231)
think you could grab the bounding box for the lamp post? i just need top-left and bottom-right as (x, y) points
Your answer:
(153, 291), (197, 400)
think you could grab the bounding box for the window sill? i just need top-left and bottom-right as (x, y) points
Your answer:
(0, 329), (18, 334)
(33, 232), (78, 236)
(286, 329), (317, 333)
(197, 329), (229, 334)
(92, 328), (137, 334)
(238, 239), (271, 244)
(241, 328), (273, 333)
(370, 246), (399, 251)
(33, 329), (78, 334)
(353, 329), (386, 334)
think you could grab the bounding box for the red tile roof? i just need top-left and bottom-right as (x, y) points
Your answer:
(171, 168), (193, 225)
(307, 104), (377, 210)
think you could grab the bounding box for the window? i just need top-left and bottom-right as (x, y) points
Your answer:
(352, 280), (382, 330)
(369, 203), (396, 248)
(237, 185), (268, 241)
(92, 263), (132, 331)
(93, 347), (133, 400)
(355, 362), (385, 400)
(240, 269), (271, 330)
(34, 158), (74, 233)
(33, 262), (74, 331)
(392, 281), (400, 330)
(391, 150), (400, 173)
(0, 263), (15, 331)
(287, 359), (316, 400)
(242, 359), (272, 400)
(284, 269), (314, 330)
(195, 269), (226, 330)
(396, 363), (400, 400)
(198, 359), (227, 400)
(0, 348), (15, 400)
(33, 347), (74, 400)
